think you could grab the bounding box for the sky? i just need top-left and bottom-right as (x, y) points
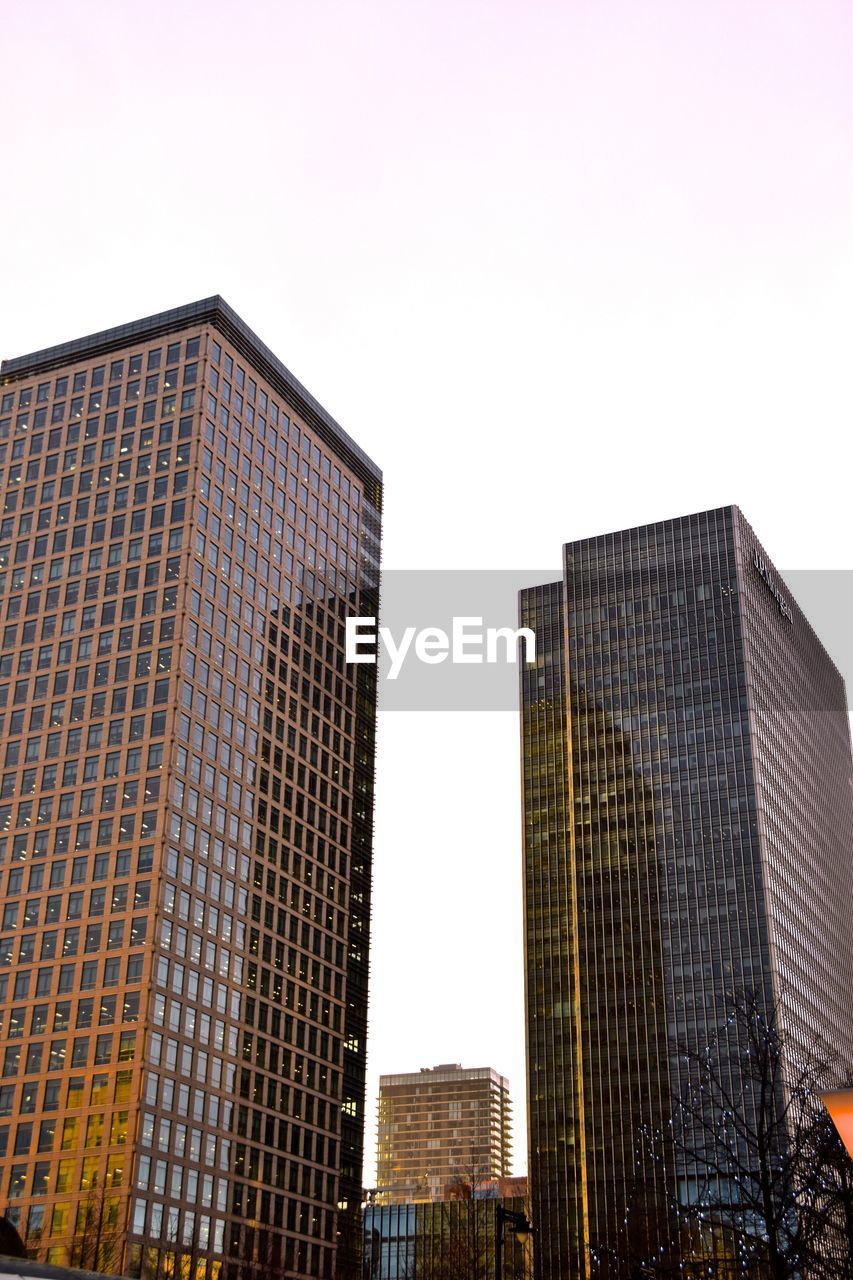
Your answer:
(1, 0), (851, 1184)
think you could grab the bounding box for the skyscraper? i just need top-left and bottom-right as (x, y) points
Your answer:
(520, 506), (853, 1278)
(376, 1065), (513, 1204)
(0, 298), (382, 1280)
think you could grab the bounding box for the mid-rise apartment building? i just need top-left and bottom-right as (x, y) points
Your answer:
(376, 1065), (512, 1205)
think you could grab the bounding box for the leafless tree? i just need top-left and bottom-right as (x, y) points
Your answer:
(667, 989), (850, 1279)
(69, 1183), (122, 1274)
(140, 1206), (181, 1280)
(441, 1147), (496, 1280)
(413, 1199), (529, 1280)
(223, 1221), (291, 1280)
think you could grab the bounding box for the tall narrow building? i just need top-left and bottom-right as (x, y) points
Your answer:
(376, 1065), (513, 1204)
(0, 298), (382, 1280)
(520, 506), (853, 1278)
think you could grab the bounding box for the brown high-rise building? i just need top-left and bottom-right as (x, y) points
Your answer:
(376, 1065), (513, 1205)
(0, 298), (382, 1280)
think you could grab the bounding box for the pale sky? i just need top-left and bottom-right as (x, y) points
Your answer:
(1, 0), (851, 1184)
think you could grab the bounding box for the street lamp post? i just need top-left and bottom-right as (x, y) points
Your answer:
(494, 1204), (532, 1280)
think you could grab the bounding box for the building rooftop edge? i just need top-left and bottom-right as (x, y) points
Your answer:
(379, 1066), (510, 1086)
(558, 503), (738, 551)
(0, 295), (382, 490)
(519, 504), (846, 693)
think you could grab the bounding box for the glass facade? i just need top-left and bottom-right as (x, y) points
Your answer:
(520, 507), (853, 1278)
(364, 1196), (532, 1280)
(0, 298), (382, 1280)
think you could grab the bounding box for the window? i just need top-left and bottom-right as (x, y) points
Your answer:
(14, 1123), (33, 1155)
(66, 1078), (85, 1108)
(99, 995), (117, 1025)
(38, 1120), (56, 1152)
(94, 1036), (112, 1066)
(86, 1112), (105, 1145)
(118, 1031), (137, 1062)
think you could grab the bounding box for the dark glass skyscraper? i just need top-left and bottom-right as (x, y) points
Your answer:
(520, 506), (853, 1278)
(0, 299), (381, 1280)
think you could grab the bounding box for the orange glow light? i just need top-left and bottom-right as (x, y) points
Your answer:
(821, 1090), (853, 1159)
